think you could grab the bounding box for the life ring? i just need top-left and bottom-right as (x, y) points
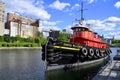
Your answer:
(81, 47), (88, 56)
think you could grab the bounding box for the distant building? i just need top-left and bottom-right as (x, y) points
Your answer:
(97, 34), (114, 45)
(104, 36), (114, 45)
(62, 29), (67, 33)
(36, 19), (42, 32)
(5, 13), (40, 38)
(0, 1), (5, 36)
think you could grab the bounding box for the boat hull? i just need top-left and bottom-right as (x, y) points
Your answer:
(45, 56), (110, 80)
(47, 56), (110, 71)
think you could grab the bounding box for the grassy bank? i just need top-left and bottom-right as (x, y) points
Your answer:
(0, 42), (40, 47)
(0, 47), (41, 50)
(111, 43), (120, 47)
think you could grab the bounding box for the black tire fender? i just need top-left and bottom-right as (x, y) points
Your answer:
(81, 47), (88, 56)
(89, 48), (94, 57)
(106, 50), (109, 55)
(42, 52), (45, 61)
(95, 49), (100, 57)
(42, 45), (45, 52)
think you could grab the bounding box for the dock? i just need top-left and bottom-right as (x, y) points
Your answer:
(93, 50), (120, 80)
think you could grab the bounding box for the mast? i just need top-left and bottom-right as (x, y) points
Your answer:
(79, 2), (87, 25)
(81, 2), (84, 21)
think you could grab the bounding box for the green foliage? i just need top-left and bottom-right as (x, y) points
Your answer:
(35, 37), (40, 43)
(4, 36), (11, 42)
(36, 31), (47, 45)
(0, 36), (4, 42)
(37, 31), (43, 38)
(40, 37), (47, 45)
(112, 40), (120, 47)
(58, 32), (69, 41)
(0, 42), (39, 47)
(15, 35), (21, 42)
(0, 31), (47, 47)
(112, 40), (120, 44)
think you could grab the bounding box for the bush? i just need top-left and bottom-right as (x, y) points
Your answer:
(0, 34), (46, 47)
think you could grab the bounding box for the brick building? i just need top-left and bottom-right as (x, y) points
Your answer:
(5, 13), (40, 38)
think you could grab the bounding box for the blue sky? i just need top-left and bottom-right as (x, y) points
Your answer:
(2, 0), (120, 39)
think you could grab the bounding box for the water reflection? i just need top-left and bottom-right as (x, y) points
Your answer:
(46, 65), (102, 80)
(0, 47), (118, 80)
(0, 49), (45, 80)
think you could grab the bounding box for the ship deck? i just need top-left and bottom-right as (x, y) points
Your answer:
(93, 51), (120, 80)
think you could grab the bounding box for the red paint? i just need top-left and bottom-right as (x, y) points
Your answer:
(70, 26), (108, 48)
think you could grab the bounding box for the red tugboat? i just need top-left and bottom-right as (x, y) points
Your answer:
(42, 3), (112, 72)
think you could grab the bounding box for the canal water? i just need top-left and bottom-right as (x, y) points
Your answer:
(0, 47), (119, 80)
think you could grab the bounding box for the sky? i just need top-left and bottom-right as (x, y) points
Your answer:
(2, 0), (120, 39)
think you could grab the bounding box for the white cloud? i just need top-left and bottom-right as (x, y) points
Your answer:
(49, 0), (70, 10)
(42, 26), (61, 31)
(103, 17), (120, 23)
(86, 16), (120, 31)
(42, 20), (63, 26)
(3, 0), (51, 20)
(115, 1), (120, 8)
(43, 21), (57, 26)
(41, 20), (63, 31)
(63, 16), (120, 39)
(64, 25), (73, 33)
(105, 32), (120, 39)
(88, 0), (94, 4)
(71, 3), (80, 10)
(64, 3), (80, 16)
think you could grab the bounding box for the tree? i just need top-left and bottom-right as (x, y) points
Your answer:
(0, 36), (4, 42)
(4, 36), (10, 42)
(36, 31), (43, 38)
(58, 32), (69, 41)
(112, 40), (120, 44)
(36, 31), (47, 45)
(15, 35), (21, 42)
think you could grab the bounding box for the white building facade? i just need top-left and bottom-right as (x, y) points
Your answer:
(6, 13), (39, 38)
(10, 21), (38, 38)
(0, 2), (5, 36)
